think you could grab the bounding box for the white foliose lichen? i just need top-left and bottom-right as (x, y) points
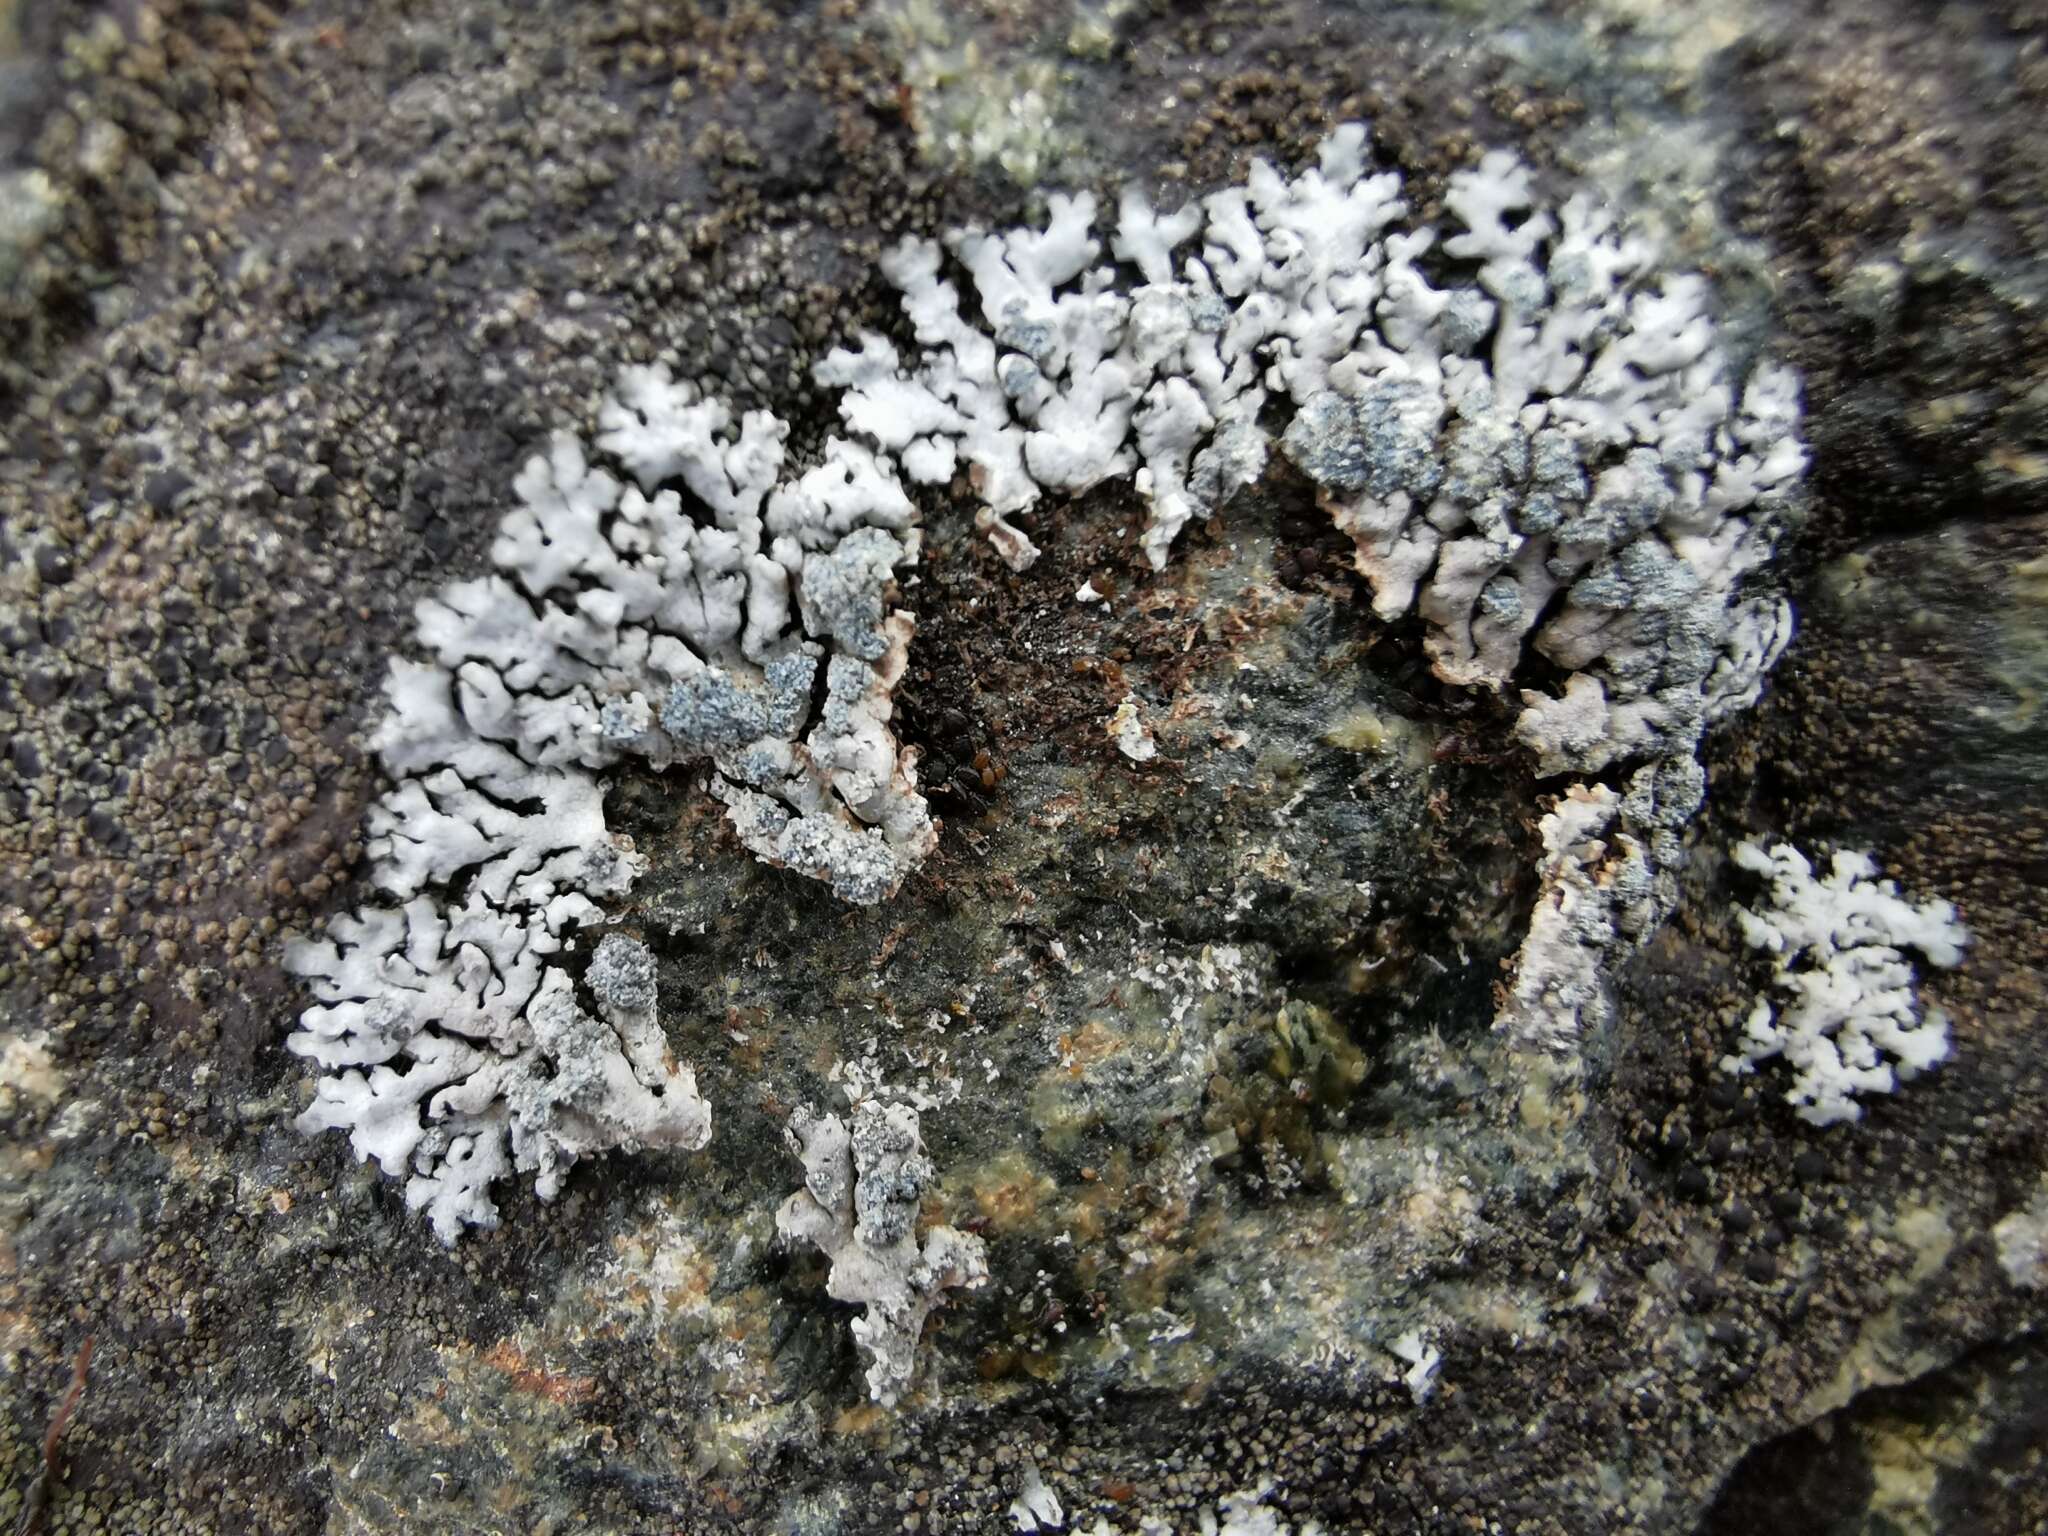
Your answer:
(820, 123), (1806, 779)
(1496, 757), (1703, 1054)
(298, 123), (1812, 1232)
(775, 1099), (988, 1406)
(289, 367), (938, 1239)
(1719, 841), (1969, 1126)
(480, 368), (935, 902)
(288, 920), (709, 1243)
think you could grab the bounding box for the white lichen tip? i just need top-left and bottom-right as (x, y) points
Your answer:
(1495, 757), (1698, 1052)
(1009, 1463), (1065, 1532)
(1389, 1329), (1443, 1404)
(1107, 693), (1160, 763)
(775, 1100), (989, 1407)
(1495, 784), (1642, 1054)
(1720, 841), (1968, 1126)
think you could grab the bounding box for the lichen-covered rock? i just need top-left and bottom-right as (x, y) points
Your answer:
(287, 918), (710, 1244)
(776, 1100), (988, 1406)
(825, 123), (1807, 781)
(3, 1), (2044, 1533)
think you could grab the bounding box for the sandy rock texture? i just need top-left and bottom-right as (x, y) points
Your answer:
(0, 1), (2043, 1533)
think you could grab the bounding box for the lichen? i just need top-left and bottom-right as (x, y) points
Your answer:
(293, 123), (1812, 1239)
(776, 1099), (989, 1406)
(1720, 841), (1969, 1126)
(825, 123), (1806, 780)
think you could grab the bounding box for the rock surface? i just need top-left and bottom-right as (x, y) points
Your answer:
(0, 1), (2043, 1534)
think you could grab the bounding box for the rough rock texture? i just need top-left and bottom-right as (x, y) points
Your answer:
(0, 1), (2043, 1534)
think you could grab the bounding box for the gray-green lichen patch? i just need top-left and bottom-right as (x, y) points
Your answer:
(1988, 551), (2048, 743)
(3, 0), (2047, 1532)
